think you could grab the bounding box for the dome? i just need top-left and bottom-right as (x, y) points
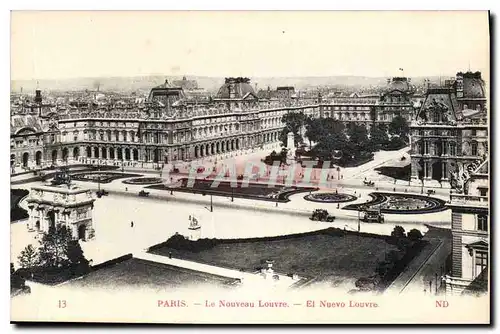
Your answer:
(387, 77), (411, 93)
(216, 77), (256, 99)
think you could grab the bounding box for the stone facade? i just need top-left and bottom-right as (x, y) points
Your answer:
(26, 184), (96, 241)
(410, 71), (488, 188)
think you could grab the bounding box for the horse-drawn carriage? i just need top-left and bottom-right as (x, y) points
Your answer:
(363, 180), (375, 187)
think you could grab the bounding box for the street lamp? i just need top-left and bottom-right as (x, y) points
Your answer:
(204, 194), (213, 212)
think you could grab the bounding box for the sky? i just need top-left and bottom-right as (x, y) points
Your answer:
(10, 11), (490, 80)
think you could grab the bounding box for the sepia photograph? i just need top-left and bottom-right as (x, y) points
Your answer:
(8, 10), (491, 324)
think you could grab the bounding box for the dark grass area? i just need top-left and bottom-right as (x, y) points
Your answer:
(70, 172), (142, 183)
(149, 228), (399, 284)
(11, 188), (29, 222)
(64, 258), (237, 290)
(123, 177), (163, 185)
(147, 178), (317, 203)
(16, 265), (89, 285)
(343, 192), (447, 214)
(375, 164), (411, 181)
(304, 192), (357, 203)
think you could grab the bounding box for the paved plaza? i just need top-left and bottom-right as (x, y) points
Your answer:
(11, 145), (451, 268)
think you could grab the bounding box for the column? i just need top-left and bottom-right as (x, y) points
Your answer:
(40, 209), (47, 233)
(27, 207), (34, 230)
(423, 161), (428, 179)
(427, 161), (433, 180)
(411, 159), (419, 181)
(122, 147), (126, 161)
(72, 223), (78, 240)
(441, 161), (448, 181)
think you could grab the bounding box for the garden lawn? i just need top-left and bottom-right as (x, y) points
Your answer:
(65, 258), (236, 291)
(150, 233), (398, 284)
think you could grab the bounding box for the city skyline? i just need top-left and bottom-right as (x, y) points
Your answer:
(11, 11), (489, 81)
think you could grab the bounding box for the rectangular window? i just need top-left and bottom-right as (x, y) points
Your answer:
(477, 215), (488, 232)
(471, 142), (478, 156)
(479, 188), (488, 197)
(472, 129), (477, 136)
(474, 250), (488, 277)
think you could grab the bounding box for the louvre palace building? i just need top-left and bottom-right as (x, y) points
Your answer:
(11, 76), (419, 170)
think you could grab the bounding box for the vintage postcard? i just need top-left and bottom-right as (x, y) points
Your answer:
(9, 10), (490, 324)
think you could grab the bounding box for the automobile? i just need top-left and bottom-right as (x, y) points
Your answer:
(96, 189), (109, 198)
(138, 190), (150, 197)
(363, 180), (375, 187)
(197, 167), (205, 173)
(360, 209), (384, 224)
(427, 189), (436, 195)
(310, 209), (335, 222)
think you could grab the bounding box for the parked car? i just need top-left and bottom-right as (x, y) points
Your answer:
(138, 190), (150, 197)
(96, 189), (109, 198)
(360, 209), (384, 224)
(310, 209), (335, 222)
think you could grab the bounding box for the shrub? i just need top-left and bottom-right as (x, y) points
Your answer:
(407, 229), (424, 241)
(162, 234), (218, 253)
(391, 225), (406, 239)
(355, 276), (379, 291)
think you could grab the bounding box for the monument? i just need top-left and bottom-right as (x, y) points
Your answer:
(188, 215), (201, 241)
(286, 132), (296, 164)
(26, 184), (96, 241)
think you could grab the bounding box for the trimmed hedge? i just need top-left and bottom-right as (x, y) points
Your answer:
(11, 189), (29, 222)
(148, 227), (392, 254)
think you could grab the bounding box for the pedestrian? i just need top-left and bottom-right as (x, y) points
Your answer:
(131, 221), (134, 228)
(125, 187), (128, 192)
(393, 187), (396, 192)
(276, 202), (278, 207)
(169, 252), (172, 259)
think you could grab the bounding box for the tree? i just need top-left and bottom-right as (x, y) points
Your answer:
(11, 263), (26, 292)
(279, 112), (306, 147)
(407, 229), (424, 241)
(391, 225), (406, 239)
(346, 123), (370, 157)
(370, 123), (389, 151)
(66, 240), (90, 276)
(38, 226), (74, 268)
(389, 115), (410, 143)
(18, 244), (39, 269)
